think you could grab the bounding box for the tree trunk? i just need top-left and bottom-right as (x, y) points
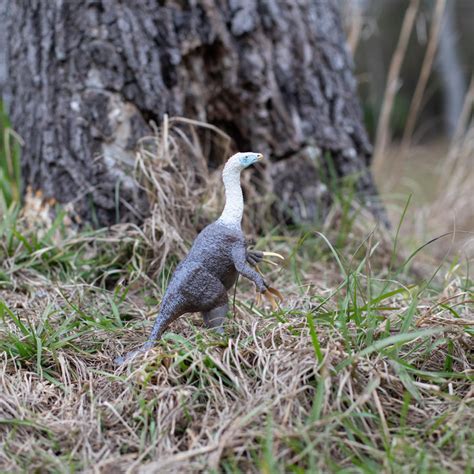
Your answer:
(1, 0), (387, 227)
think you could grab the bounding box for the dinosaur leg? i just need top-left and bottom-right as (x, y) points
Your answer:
(202, 303), (228, 335)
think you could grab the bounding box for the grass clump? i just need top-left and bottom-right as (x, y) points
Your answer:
(0, 191), (472, 472)
(0, 101), (22, 211)
(0, 115), (472, 472)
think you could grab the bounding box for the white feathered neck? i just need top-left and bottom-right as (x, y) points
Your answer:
(217, 163), (244, 229)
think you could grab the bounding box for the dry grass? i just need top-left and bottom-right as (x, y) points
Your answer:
(401, 0), (447, 151)
(1, 66), (474, 471)
(375, 76), (474, 262)
(2, 1), (473, 470)
(0, 120), (473, 472)
(373, 0), (420, 168)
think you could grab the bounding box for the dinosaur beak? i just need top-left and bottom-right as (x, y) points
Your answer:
(256, 153), (264, 162)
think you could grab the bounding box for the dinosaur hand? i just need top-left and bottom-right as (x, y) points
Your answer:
(257, 277), (268, 293)
(247, 250), (263, 266)
(247, 250), (284, 267)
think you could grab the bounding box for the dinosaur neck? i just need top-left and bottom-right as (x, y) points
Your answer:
(218, 168), (243, 228)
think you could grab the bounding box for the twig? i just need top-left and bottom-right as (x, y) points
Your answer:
(401, 0), (446, 151)
(346, 0), (364, 55)
(232, 274), (239, 318)
(440, 75), (474, 187)
(373, 0), (420, 172)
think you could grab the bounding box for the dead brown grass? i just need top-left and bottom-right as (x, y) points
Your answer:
(0, 198), (473, 472)
(0, 116), (473, 472)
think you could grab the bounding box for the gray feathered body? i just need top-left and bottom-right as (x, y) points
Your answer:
(115, 222), (266, 364)
(158, 223), (240, 319)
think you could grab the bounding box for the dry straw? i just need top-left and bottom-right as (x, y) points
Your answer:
(402, 0), (447, 151)
(373, 0), (420, 172)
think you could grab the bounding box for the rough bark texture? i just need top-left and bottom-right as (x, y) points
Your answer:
(1, 0), (387, 227)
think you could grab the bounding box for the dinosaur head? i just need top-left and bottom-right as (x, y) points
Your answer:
(226, 152), (264, 172)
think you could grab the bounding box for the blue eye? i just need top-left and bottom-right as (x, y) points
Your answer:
(240, 155), (256, 167)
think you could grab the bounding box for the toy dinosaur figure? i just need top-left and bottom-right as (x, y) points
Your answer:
(115, 152), (283, 364)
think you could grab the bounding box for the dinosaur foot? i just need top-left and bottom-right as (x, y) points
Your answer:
(256, 286), (284, 311)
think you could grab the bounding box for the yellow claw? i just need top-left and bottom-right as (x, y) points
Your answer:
(255, 286), (283, 311)
(263, 290), (279, 311)
(267, 286), (284, 302)
(261, 251), (285, 261)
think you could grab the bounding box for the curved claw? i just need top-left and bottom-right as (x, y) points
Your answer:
(263, 290), (279, 311)
(247, 251), (284, 267)
(261, 251), (285, 261)
(267, 286), (284, 302)
(255, 286), (283, 311)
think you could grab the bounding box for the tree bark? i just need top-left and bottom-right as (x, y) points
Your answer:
(1, 0), (387, 227)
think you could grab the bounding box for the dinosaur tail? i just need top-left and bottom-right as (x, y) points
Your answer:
(146, 300), (182, 343)
(115, 300), (183, 365)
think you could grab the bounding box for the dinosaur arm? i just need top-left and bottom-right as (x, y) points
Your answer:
(231, 243), (267, 292)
